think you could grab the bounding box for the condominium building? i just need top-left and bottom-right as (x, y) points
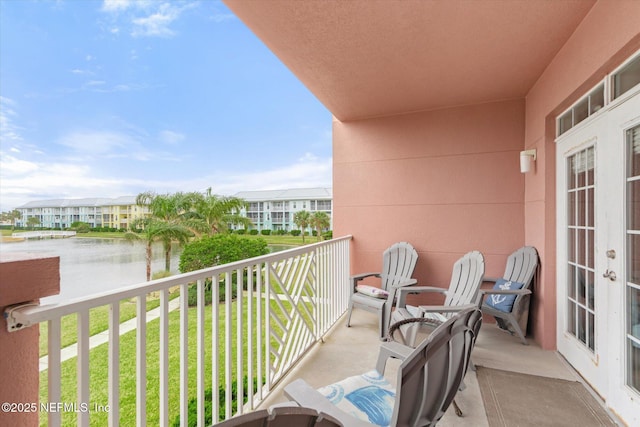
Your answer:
(14, 196), (149, 230)
(233, 187), (332, 232)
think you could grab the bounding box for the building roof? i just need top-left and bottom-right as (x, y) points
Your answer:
(234, 187), (332, 202)
(16, 197), (136, 209)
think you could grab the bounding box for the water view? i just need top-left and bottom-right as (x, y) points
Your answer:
(0, 237), (294, 304)
(0, 237), (182, 304)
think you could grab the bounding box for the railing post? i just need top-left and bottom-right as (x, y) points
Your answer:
(0, 253), (60, 427)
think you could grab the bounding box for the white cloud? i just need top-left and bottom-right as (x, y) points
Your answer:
(102, 0), (134, 12)
(171, 154), (333, 196)
(101, 1), (196, 38)
(0, 97), (23, 142)
(0, 151), (333, 212)
(158, 130), (185, 145)
(57, 130), (133, 155)
(132, 6), (177, 38)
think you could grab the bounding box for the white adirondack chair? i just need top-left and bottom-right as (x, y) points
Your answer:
(390, 250), (485, 346)
(284, 306), (483, 427)
(478, 246), (538, 345)
(346, 242), (419, 339)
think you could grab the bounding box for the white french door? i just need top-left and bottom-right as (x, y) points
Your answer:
(557, 91), (640, 425)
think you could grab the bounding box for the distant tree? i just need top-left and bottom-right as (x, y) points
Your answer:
(310, 211), (331, 241)
(132, 191), (201, 276)
(26, 216), (40, 230)
(70, 221), (91, 233)
(190, 187), (252, 235)
(293, 210), (311, 243)
(4, 210), (22, 230)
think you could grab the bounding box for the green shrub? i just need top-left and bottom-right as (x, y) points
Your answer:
(260, 229), (271, 235)
(322, 230), (333, 240)
(290, 229), (301, 236)
(249, 229), (259, 235)
(171, 376), (264, 426)
(235, 229), (246, 235)
(70, 221), (91, 233)
(186, 280), (239, 306)
(179, 234), (269, 273)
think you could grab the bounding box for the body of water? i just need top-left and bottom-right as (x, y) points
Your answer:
(0, 237), (294, 304)
(0, 237), (182, 304)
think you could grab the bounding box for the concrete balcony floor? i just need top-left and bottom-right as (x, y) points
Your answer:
(259, 309), (620, 426)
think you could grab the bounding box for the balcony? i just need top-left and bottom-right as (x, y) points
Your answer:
(0, 238), (618, 426)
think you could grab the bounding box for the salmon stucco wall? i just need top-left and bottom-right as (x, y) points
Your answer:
(523, 0), (640, 350)
(333, 99), (526, 307)
(0, 253), (60, 427)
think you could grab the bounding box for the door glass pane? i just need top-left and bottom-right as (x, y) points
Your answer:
(587, 270), (595, 311)
(567, 147), (596, 352)
(628, 286), (640, 391)
(627, 124), (640, 392)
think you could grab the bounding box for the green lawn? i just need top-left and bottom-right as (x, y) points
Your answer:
(39, 292), (179, 356)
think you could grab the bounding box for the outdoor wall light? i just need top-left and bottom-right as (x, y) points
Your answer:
(520, 149), (537, 173)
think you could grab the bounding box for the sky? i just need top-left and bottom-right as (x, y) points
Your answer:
(0, 0), (332, 212)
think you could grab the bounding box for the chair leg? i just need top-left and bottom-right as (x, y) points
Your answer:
(452, 399), (463, 417)
(346, 301), (354, 327)
(507, 317), (528, 345)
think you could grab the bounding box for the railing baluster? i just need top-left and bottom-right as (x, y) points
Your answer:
(48, 317), (62, 427)
(180, 283), (188, 427)
(77, 309), (90, 426)
(236, 268), (243, 415)
(159, 290), (169, 427)
(197, 279), (205, 426)
(109, 302), (120, 427)
(256, 263), (263, 401)
(225, 271), (232, 419)
(212, 274), (219, 424)
(136, 295), (146, 427)
(265, 262), (272, 393)
(247, 265), (254, 410)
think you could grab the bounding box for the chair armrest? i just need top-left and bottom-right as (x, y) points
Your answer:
(389, 278), (418, 289)
(397, 286), (447, 308)
(350, 272), (381, 281)
(284, 379), (373, 427)
(375, 341), (413, 373)
(417, 304), (475, 314)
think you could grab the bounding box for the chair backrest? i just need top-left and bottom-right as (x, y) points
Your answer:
(503, 246), (538, 314)
(503, 246), (538, 286)
(381, 242), (419, 291)
(391, 306), (482, 427)
(443, 250), (485, 308)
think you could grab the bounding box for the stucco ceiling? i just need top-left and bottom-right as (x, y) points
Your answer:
(224, 0), (596, 122)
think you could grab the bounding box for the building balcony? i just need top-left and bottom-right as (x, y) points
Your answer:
(0, 238), (618, 426)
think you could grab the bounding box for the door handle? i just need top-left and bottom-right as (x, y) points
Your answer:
(602, 269), (617, 281)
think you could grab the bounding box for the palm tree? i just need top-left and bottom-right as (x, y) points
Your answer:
(293, 210), (311, 243)
(133, 192), (198, 274)
(5, 210), (21, 230)
(310, 211), (331, 241)
(191, 187), (251, 235)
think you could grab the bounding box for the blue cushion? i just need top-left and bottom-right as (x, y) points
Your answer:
(318, 370), (395, 426)
(485, 279), (525, 313)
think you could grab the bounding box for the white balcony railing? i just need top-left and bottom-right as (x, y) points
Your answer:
(6, 235), (352, 426)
